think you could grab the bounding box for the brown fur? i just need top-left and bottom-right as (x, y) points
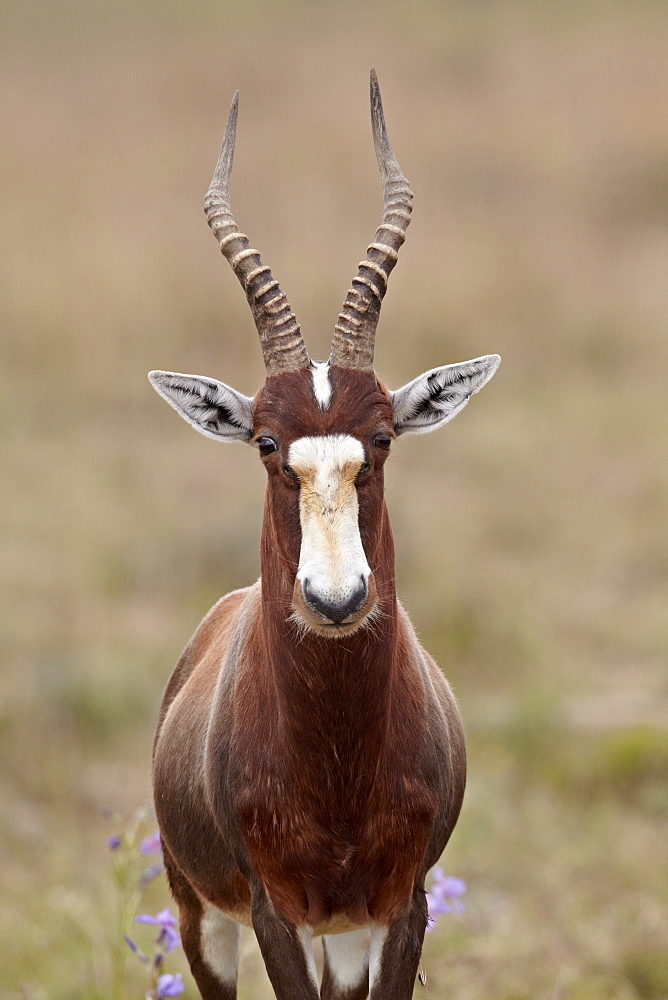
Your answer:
(153, 368), (466, 999)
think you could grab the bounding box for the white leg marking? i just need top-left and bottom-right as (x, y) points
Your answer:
(311, 360), (332, 409)
(369, 925), (388, 991)
(297, 925), (319, 990)
(200, 904), (240, 985)
(324, 928), (370, 991)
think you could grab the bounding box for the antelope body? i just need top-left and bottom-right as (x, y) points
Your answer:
(150, 73), (500, 1000)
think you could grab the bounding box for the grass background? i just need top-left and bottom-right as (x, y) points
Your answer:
(2, 1), (667, 997)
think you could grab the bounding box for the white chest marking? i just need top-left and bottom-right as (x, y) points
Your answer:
(311, 361), (332, 409)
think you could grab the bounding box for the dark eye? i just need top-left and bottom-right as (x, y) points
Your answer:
(283, 464), (298, 480)
(373, 434), (392, 451)
(257, 436), (278, 457)
(359, 461), (371, 476)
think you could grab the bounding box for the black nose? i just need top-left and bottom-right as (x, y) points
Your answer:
(303, 578), (368, 624)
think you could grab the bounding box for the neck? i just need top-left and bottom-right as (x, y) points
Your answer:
(258, 493), (398, 754)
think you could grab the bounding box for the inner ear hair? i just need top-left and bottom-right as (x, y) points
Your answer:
(148, 371), (255, 442)
(391, 354), (500, 435)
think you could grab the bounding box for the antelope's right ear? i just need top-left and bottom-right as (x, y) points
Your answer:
(148, 371), (254, 442)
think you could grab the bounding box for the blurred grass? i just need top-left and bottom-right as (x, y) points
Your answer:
(2, 0), (667, 997)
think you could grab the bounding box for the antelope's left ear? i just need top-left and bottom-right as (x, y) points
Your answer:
(391, 354), (501, 436)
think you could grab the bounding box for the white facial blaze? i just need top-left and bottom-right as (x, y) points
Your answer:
(288, 435), (370, 611)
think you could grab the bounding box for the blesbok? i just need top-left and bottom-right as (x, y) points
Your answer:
(149, 71), (500, 1000)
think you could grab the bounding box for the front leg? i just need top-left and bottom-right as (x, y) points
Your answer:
(369, 890), (428, 1000)
(251, 890), (321, 1000)
(162, 844), (239, 1000)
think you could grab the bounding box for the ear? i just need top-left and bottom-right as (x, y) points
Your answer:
(148, 371), (254, 442)
(391, 354), (501, 436)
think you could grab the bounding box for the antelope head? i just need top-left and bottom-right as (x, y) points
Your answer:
(150, 72), (500, 639)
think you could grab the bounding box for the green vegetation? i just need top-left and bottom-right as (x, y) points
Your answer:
(2, 1), (666, 996)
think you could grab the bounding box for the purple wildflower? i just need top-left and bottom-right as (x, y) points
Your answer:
(106, 834), (122, 850)
(156, 972), (185, 998)
(139, 861), (165, 888)
(124, 934), (149, 964)
(425, 866), (466, 931)
(135, 908), (181, 952)
(140, 831), (162, 855)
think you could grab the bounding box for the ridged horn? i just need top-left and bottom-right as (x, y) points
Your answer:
(329, 70), (413, 371)
(204, 92), (310, 376)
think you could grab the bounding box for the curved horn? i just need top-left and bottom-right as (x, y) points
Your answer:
(329, 70), (413, 371)
(204, 92), (310, 376)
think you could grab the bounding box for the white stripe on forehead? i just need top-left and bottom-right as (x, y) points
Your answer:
(288, 434), (364, 474)
(310, 361), (332, 410)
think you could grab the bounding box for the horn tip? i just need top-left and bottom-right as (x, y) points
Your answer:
(369, 70), (385, 132)
(224, 91), (239, 131)
(222, 90), (239, 150)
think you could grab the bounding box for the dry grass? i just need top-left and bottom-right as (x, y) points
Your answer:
(2, 1), (667, 997)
